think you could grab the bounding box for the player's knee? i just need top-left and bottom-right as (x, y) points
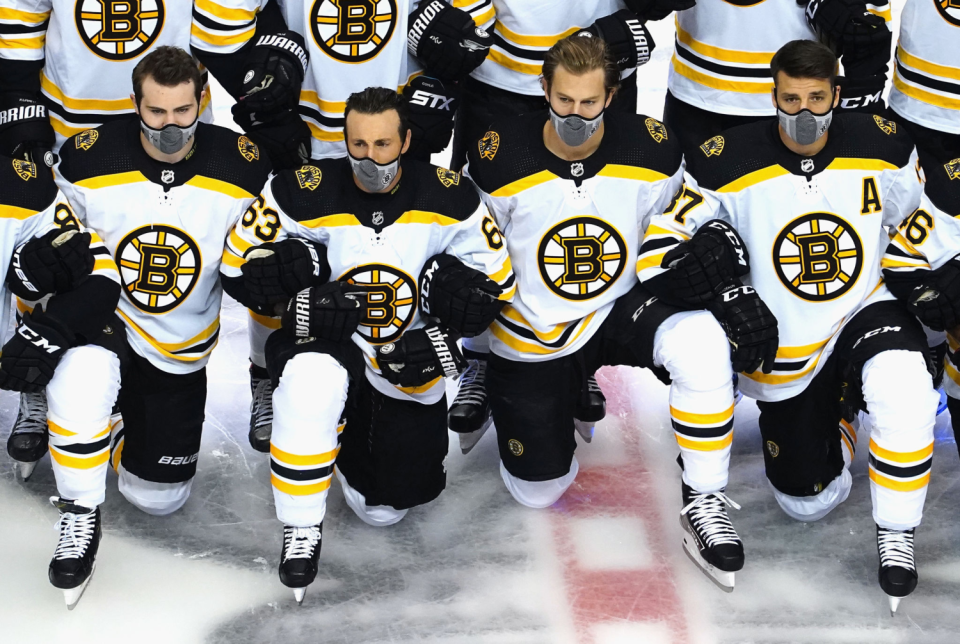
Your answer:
(336, 468), (407, 527)
(771, 468), (852, 523)
(656, 311), (732, 390)
(47, 345), (121, 423)
(118, 466), (192, 516)
(861, 350), (938, 431)
(274, 353), (349, 431)
(499, 458), (579, 509)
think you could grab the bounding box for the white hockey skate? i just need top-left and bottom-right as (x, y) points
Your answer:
(279, 523), (322, 605)
(877, 525), (917, 615)
(49, 497), (101, 610)
(680, 483), (743, 592)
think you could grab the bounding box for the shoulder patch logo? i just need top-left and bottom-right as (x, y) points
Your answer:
(12, 159), (36, 181)
(75, 0), (165, 61)
(76, 129), (99, 151)
(700, 135), (724, 157)
(238, 136), (260, 162)
(295, 165), (322, 191)
(945, 158), (960, 181)
(873, 114), (897, 135)
(437, 167), (460, 187)
(645, 117), (668, 143)
(479, 131), (500, 161)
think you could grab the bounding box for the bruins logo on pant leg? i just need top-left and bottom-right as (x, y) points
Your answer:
(936, 0), (960, 27)
(75, 0), (165, 61)
(116, 225), (201, 314)
(538, 216), (626, 301)
(340, 263), (417, 344)
(311, 0), (397, 63)
(773, 213), (863, 302)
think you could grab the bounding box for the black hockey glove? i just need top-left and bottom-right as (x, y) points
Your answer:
(419, 253), (504, 337)
(660, 220), (750, 306)
(802, 0), (889, 53)
(241, 239), (330, 308)
(240, 109), (312, 169)
(708, 284), (779, 374)
(403, 76), (459, 160)
(623, 0), (696, 22)
(0, 310), (74, 393)
(376, 324), (466, 388)
(281, 282), (363, 344)
(232, 32), (309, 119)
(0, 91), (56, 166)
(581, 10), (655, 70)
(407, 0), (493, 81)
(837, 74), (886, 113)
(901, 262), (960, 333)
(7, 228), (94, 300)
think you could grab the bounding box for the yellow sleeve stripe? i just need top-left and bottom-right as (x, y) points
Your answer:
(190, 22), (256, 48)
(636, 252), (667, 273)
(675, 432), (734, 452)
(670, 403), (735, 426)
(271, 443), (338, 467)
(194, 0), (259, 22)
(897, 46), (960, 83)
(229, 228), (254, 254)
(0, 8), (50, 23)
(597, 164), (668, 183)
(893, 73), (960, 110)
(76, 171), (149, 190)
(487, 49), (542, 76)
(866, 7), (892, 21)
(92, 257), (118, 273)
(869, 438), (933, 464)
(271, 474), (332, 496)
(671, 56), (773, 94)
(497, 282), (517, 301)
(304, 120), (345, 142)
(645, 223), (690, 240)
(868, 469), (929, 492)
(491, 170), (557, 197)
(0, 35), (44, 49)
(249, 310), (282, 329)
(718, 165), (790, 193)
(0, 204), (39, 220)
(472, 6), (495, 26)
(880, 257), (930, 269)
(493, 21), (581, 48)
(221, 250), (245, 268)
(674, 20), (774, 66)
(49, 115), (90, 138)
(42, 72), (134, 112)
(185, 175), (254, 199)
(826, 158), (899, 172)
(299, 90), (346, 114)
(395, 210), (460, 227)
(488, 257), (513, 283)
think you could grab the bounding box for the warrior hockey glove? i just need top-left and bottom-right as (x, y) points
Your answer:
(7, 228), (94, 300)
(376, 324), (466, 388)
(242, 239), (330, 308)
(419, 253), (504, 337)
(902, 261), (960, 333)
(623, 0), (697, 22)
(241, 109), (312, 169)
(404, 77), (459, 160)
(708, 284), (779, 374)
(0, 310), (74, 393)
(660, 220), (750, 306)
(802, 0), (889, 53)
(408, 0), (493, 81)
(581, 10), (655, 70)
(0, 92), (55, 166)
(232, 32), (309, 120)
(281, 282), (363, 344)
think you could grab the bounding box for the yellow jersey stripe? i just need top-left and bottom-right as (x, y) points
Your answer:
(194, 0), (258, 22)
(0, 8), (50, 22)
(190, 22), (256, 48)
(487, 49), (542, 76)
(0, 35), (44, 49)
(898, 46), (960, 83)
(674, 21), (774, 66)
(826, 158), (899, 172)
(636, 251), (667, 273)
(117, 309), (220, 357)
(48, 420), (78, 437)
(395, 210), (461, 227)
(185, 175), (254, 199)
(76, 171), (149, 190)
(0, 204), (40, 220)
(491, 170), (557, 197)
(597, 164), (669, 183)
(893, 74), (960, 111)
(671, 57), (773, 94)
(42, 73), (134, 112)
(49, 446), (111, 469)
(494, 22), (581, 48)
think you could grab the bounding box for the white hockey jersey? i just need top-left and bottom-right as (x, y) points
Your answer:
(639, 114), (922, 401)
(888, 0), (960, 135)
(0, 1), (212, 151)
(54, 120), (271, 374)
(464, 111), (684, 362)
(192, 0), (427, 159)
(456, 0), (636, 96)
(222, 158), (515, 403)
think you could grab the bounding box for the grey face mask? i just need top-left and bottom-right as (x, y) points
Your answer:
(549, 106), (603, 148)
(140, 118), (198, 155)
(776, 105), (832, 146)
(348, 152), (400, 193)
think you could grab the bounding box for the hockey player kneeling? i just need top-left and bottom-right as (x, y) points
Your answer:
(464, 35), (755, 591)
(641, 40), (938, 612)
(221, 87), (514, 603)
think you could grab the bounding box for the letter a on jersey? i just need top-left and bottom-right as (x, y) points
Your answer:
(773, 213), (863, 301)
(75, 0), (165, 60)
(538, 216), (626, 300)
(311, 0), (397, 62)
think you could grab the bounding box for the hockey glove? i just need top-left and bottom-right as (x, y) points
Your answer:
(623, 0), (696, 22)
(0, 92), (55, 166)
(837, 74), (886, 113)
(408, 0), (493, 81)
(241, 239), (330, 308)
(403, 76), (459, 160)
(231, 32), (309, 120)
(419, 253), (504, 337)
(708, 284), (779, 374)
(376, 324), (466, 388)
(802, 0), (889, 53)
(0, 310), (74, 393)
(660, 220), (750, 306)
(581, 10), (655, 70)
(902, 261), (960, 333)
(281, 282), (363, 344)
(7, 228), (94, 300)
(240, 109), (312, 169)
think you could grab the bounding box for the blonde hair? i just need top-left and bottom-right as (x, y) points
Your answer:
(541, 34), (620, 96)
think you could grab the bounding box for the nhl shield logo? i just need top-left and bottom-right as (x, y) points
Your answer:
(645, 117), (668, 143)
(75, 130), (99, 151)
(700, 135), (724, 157)
(800, 159), (815, 173)
(161, 169), (175, 184)
(295, 165), (323, 191)
(437, 167), (460, 187)
(570, 162), (584, 178)
(372, 211), (384, 225)
(945, 158), (960, 181)
(311, 0), (397, 63)
(12, 159), (36, 181)
(238, 136), (260, 162)
(75, 0), (165, 61)
(479, 131), (500, 161)
(873, 114), (897, 135)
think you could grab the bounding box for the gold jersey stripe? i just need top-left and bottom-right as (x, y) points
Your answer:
(48, 420), (77, 437)
(0, 204), (40, 220)
(0, 7), (50, 22)
(491, 170), (557, 198)
(897, 46), (960, 83)
(75, 171), (149, 190)
(670, 403), (735, 426)
(41, 72), (134, 112)
(488, 257), (513, 284)
(869, 438), (933, 464)
(0, 35), (44, 49)
(892, 73), (960, 110)
(117, 309), (220, 357)
(494, 21), (581, 48)
(194, 0), (258, 22)
(490, 314), (594, 355)
(305, 120), (345, 142)
(185, 175), (254, 199)
(190, 22), (256, 48)
(487, 48), (542, 76)
(597, 164), (669, 183)
(395, 210), (461, 227)
(826, 158), (898, 172)
(671, 57), (774, 94)
(221, 249), (245, 269)
(249, 309), (282, 329)
(636, 251), (667, 273)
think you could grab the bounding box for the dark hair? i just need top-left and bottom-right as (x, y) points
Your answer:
(770, 39), (838, 88)
(542, 34), (620, 96)
(344, 87), (410, 139)
(132, 46), (203, 107)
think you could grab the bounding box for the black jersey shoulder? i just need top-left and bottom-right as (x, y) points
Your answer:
(601, 112), (683, 178)
(685, 120), (783, 192)
(407, 161), (481, 222)
(829, 113), (914, 169)
(465, 111), (552, 194)
(926, 157), (960, 218)
(56, 120), (139, 185)
(269, 157), (352, 223)
(192, 123), (272, 196)
(0, 155), (58, 213)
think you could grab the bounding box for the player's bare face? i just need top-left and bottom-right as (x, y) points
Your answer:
(545, 67), (611, 120)
(345, 111), (410, 166)
(771, 74), (837, 117)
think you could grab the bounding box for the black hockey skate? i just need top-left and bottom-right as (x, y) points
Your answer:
(279, 523), (322, 605)
(49, 497), (101, 610)
(6, 390), (49, 480)
(248, 364), (273, 453)
(680, 482), (744, 592)
(574, 374), (606, 443)
(877, 525), (917, 615)
(448, 356), (493, 454)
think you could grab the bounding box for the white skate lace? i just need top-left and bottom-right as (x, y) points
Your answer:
(53, 505), (96, 560)
(250, 377), (274, 429)
(452, 359), (486, 407)
(13, 391), (48, 436)
(681, 491), (742, 548)
(283, 525), (321, 561)
(878, 528), (916, 571)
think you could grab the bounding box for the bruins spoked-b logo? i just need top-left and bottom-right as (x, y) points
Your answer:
(935, 0), (960, 27)
(311, 0), (397, 63)
(75, 1), (165, 61)
(116, 225), (201, 313)
(340, 263), (416, 344)
(538, 216), (626, 301)
(773, 213), (863, 302)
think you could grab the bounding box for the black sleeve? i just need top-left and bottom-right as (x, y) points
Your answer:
(43, 276), (121, 345)
(0, 58), (44, 94)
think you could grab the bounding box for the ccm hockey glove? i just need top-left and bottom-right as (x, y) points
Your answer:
(7, 228), (94, 300)
(0, 310), (74, 393)
(376, 325), (466, 388)
(281, 282), (363, 344)
(660, 220), (750, 306)
(708, 284), (779, 374)
(902, 261), (960, 333)
(0, 92), (55, 166)
(582, 10), (655, 70)
(419, 253), (504, 337)
(407, 0), (493, 81)
(242, 239), (330, 308)
(403, 77), (459, 160)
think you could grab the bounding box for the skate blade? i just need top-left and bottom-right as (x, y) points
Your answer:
(459, 417), (493, 455)
(18, 460), (38, 481)
(682, 533), (734, 593)
(574, 419), (594, 443)
(63, 563), (95, 610)
(293, 587), (306, 605)
(888, 595), (901, 615)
